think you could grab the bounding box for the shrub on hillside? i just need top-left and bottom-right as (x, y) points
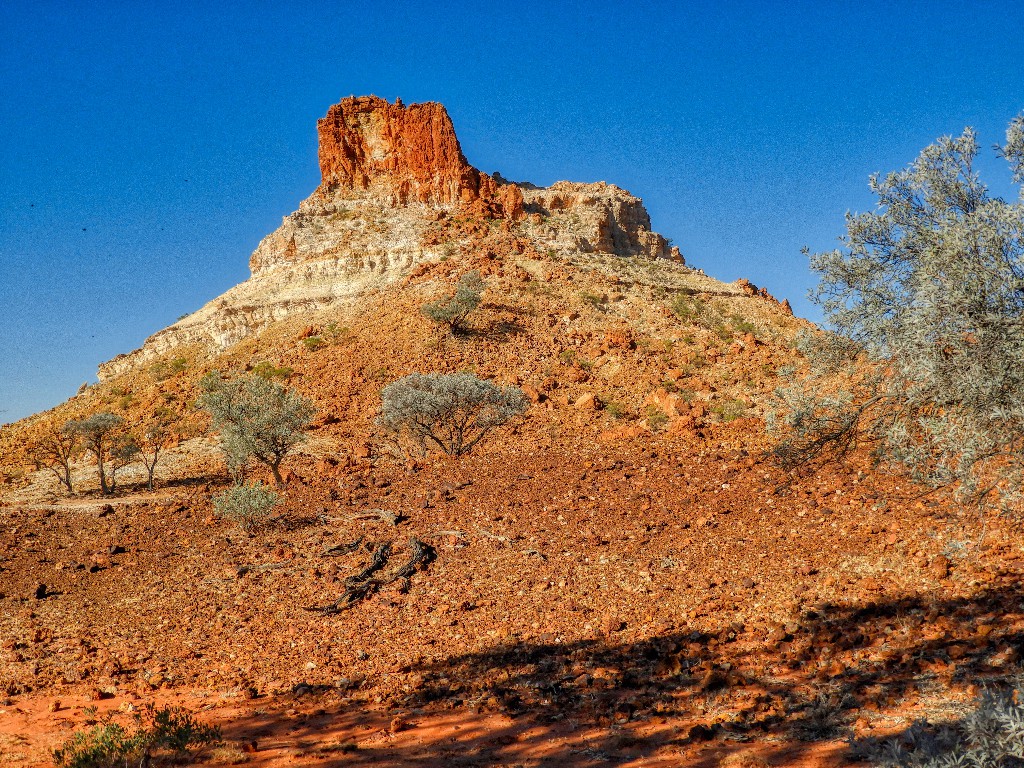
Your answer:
(421, 271), (485, 334)
(379, 372), (528, 456)
(773, 113), (1024, 509)
(211, 482), (278, 530)
(198, 372), (315, 486)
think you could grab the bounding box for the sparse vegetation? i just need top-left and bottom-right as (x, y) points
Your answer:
(773, 115), (1024, 510)
(137, 423), (168, 491)
(212, 482), (279, 530)
(421, 270), (485, 334)
(65, 413), (124, 495)
(645, 404), (669, 431)
(30, 425), (79, 494)
(301, 335), (326, 351)
(251, 362), (293, 381)
(150, 356), (189, 381)
(580, 291), (606, 310)
(604, 400), (627, 419)
(712, 398), (747, 422)
(379, 372), (528, 456)
(198, 373), (316, 486)
(52, 704), (221, 768)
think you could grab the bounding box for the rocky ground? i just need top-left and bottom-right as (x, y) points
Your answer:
(2, 415), (1021, 766)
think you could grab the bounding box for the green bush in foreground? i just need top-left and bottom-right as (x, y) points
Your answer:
(52, 704), (220, 768)
(212, 482), (279, 530)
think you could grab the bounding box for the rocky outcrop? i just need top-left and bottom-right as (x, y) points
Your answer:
(98, 96), (682, 380)
(315, 95), (523, 219)
(521, 182), (681, 261)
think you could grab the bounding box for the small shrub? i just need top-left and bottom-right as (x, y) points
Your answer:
(421, 271), (485, 334)
(645, 405), (669, 431)
(251, 362), (293, 381)
(212, 482), (278, 530)
(558, 349), (577, 365)
(301, 335), (325, 351)
(712, 399), (748, 422)
(324, 322), (352, 344)
(379, 372), (528, 456)
(855, 683), (1024, 767)
(729, 315), (757, 336)
(150, 357), (189, 381)
(580, 291), (606, 310)
(604, 401), (627, 419)
(52, 704), (221, 768)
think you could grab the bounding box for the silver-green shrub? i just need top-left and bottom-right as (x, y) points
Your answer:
(858, 684), (1024, 767)
(198, 373), (315, 486)
(773, 113), (1024, 509)
(379, 372), (528, 456)
(420, 271), (485, 334)
(211, 482), (278, 530)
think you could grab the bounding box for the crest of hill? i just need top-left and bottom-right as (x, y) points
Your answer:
(98, 95), (692, 379)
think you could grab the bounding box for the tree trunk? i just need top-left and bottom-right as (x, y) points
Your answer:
(271, 462), (284, 488)
(97, 453), (109, 495)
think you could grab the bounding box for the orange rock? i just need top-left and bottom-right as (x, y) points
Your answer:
(574, 392), (598, 410)
(521, 385), (543, 403)
(316, 96), (523, 220)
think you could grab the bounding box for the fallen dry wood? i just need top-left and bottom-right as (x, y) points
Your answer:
(305, 537), (435, 614)
(350, 508), (406, 526)
(323, 537), (364, 557)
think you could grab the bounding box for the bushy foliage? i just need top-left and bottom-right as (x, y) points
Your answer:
(65, 413), (124, 495)
(421, 271), (485, 334)
(857, 683), (1024, 767)
(379, 372), (528, 456)
(198, 373), (315, 486)
(212, 482), (278, 530)
(52, 704), (221, 768)
(773, 114), (1024, 509)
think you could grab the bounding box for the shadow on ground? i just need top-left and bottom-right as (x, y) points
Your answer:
(212, 578), (1024, 766)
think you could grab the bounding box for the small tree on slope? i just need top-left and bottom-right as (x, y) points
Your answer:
(65, 413), (124, 495)
(379, 372), (528, 456)
(198, 373), (315, 487)
(772, 113), (1024, 511)
(421, 271), (485, 335)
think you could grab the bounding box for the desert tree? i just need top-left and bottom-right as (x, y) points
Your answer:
(198, 372), (316, 487)
(420, 270), (485, 334)
(379, 372), (528, 456)
(772, 113), (1024, 512)
(65, 412), (124, 495)
(31, 424), (80, 495)
(107, 436), (140, 493)
(136, 423), (169, 491)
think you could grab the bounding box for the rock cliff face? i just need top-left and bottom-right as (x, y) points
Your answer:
(315, 96), (523, 218)
(99, 96), (681, 379)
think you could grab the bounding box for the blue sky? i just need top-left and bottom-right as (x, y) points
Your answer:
(2, 1), (1023, 422)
